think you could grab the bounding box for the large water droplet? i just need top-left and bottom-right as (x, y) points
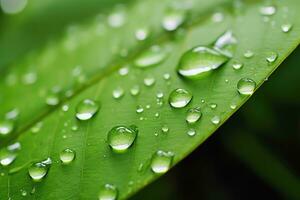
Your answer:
(75, 99), (100, 121)
(134, 46), (167, 68)
(28, 158), (52, 181)
(0, 120), (14, 136)
(98, 184), (118, 200)
(60, 148), (76, 164)
(107, 125), (138, 153)
(237, 78), (256, 95)
(186, 107), (202, 124)
(0, 142), (21, 166)
(162, 8), (186, 31)
(169, 88), (192, 108)
(151, 150), (174, 174)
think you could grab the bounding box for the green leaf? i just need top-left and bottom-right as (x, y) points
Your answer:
(0, 0), (300, 199)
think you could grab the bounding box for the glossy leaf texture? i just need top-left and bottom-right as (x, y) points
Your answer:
(0, 0), (300, 199)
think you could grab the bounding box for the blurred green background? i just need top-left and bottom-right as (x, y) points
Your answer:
(1, 0), (299, 199)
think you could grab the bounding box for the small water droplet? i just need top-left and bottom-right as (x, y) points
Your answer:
(130, 85), (140, 96)
(162, 8), (186, 31)
(45, 93), (60, 106)
(98, 184), (118, 200)
(135, 28), (149, 41)
(243, 50), (254, 58)
(107, 125), (138, 153)
(75, 99), (100, 121)
(112, 87), (124, 99)
(134, 46), (167, 68)
(232, 61), (243, 70)
(161, 125), (169, 133)
(118, 67), (129, 76)
(260, 5), (276, 16)
(20, 189), (27, 196)
(211, 116), (220, 125)
(169, 88), (192, 108)
(61, 104), (69, 112)
(0, 120), (14, 136)
(211, 12), (224, 23)
(31, 122), (43, 133)
(187, 128), (196, 137)
(186, 107), (202, 124)
(0, 142), (21, 166)
(108, 9), (126, 28)
(281, 23), (293, 33)
(156, 91), (164, 99)
(151, 150), (174, 174)
(5, 108), (19, 120)
(143, 76), (156, 87)
(71, 125), (78, 131)
(237, 78), (256, 95)
(230, 104), (237, 110)
(28, 158), (52, 181)
(209, 103), (217, 109)
(136, 105), (144, 114)
(266, 52), (278, 63)
(60, 148), (76, 164)
(163, 73), (171, 80)
(155, 112), (160, 118)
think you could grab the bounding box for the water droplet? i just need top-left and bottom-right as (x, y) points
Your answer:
(186, 107), (202, 124)
(0, 142), (21, 166)
(155, 112), (160, 118)
(151, 150), (174, 174)
(28, 158), (52, 181)
(108, 9), (126, 28)
(75, 99), (100, 121)
(98, 184), (118, 200)
(31, 122), (43, 133)
(237, 78), (256, 95)
(118, 67), (129, 76)
(5, 108), (19, 120)
(143, 76), (156, 87)
(22, 72), (37, 85)
(266, 52), (278, 63)
(163, 73), (171, 80)
(213, 30), (237, 57)
(20, 189), (27, 196)
(134, 46), (167, 68)
(71, 125), (78, 131)
(146, 104), (151, 109)
(260, 5), (276, 16)
(211, 116), (220, 125)
(135, 28), (149, 41)
(61, 104), (69, 112)
(130, 85), (140, 96)
(107, 125), (138, 153)
(60, 148), (76, 164)
(281, 23), (293, 33)
(211, 12), (224, 23)
(177, 46), (229, 79)
(244, 50), (254, 58)
(232, 61), (243, 70)
(0, 0), (27, 14)
(161, 125), (169, 133)
(187, 128), (196, 137)
(0, 120), (14, 136)
(162, 8), (186, 31)
(209, 103), (217, 109)
(156, 91), (164, 99)
(169, 88), (192, 108)
(45, 93), (60, 106)
(230, 104), (237, 110)
(112, 87), (124, 99)
(136, 105), (144, 114)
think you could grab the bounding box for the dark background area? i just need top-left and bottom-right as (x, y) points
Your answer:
(132, 47), (300, 200)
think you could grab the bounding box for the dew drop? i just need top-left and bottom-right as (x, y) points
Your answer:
(281, 23), (293, 33)
(209, 103), (217, 109)
(75, 99), (100, 121)
(22, 72), (37, 85)
(163, 73), (171, 80)
(135, 28), (149, 41)
(0, 142), (21, 166)
(118, 67), (129, 76)
(31, 122), (43, 133)
(187, 128), (196, 137)
(211, 116), (220, 125)
(107, 9), (126, 28)
(134, 45), (167, 68)
(162, 8), (186, 31)
(112, 87), (124, 99)
(98, 184), (118, 200)
(243, 50), (254, 58)
(28, 158), (52, 181)
(107, 125), (138, 153)
(169, 88), (192, 108)
(136, 105), (144, 114)
(61, 104), (69, 112)
(237, 78), (256, 95)
(60, 148), (76, 164)
(266, 52), (278, 63)
(186, 107), (202, 124)
(45, 93), (60, 106)
(21, 189), (27, 196)
(161, 125), (169, 133)
(0, 120), (14, 136)
(130, 85), (140, 96)
(0, 0), (27, 14)
(5, 108), (19, 120)
(232, 61), (243, 70)
(211, 12), (224, 23)
(230, 104), (237, 110)
(260, 5), (276, 16)
(151, 150), (174, 174)
(143, 76), (156, 87)
(156, 91), (164, 99)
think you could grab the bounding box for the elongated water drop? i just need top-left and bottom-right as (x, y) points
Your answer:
(60, 148), (76, 164)
(186, 107), (202, 124)
(162, 8), (186, 31)
(151, 150), (174, 174)
(213, 30), (237, 57)
(169, 88), (192, 108)
(237, 78), (256, 95)
(0, 142), (21, 166)
(28, 158), (52, 181)
(107, 125), (138, 153)
(98, 184), (118, 200)
(134, 46), (167, 68)
(266, 52), (278, 63)
(0, 120), (14, 136)
(76, 99), (100, 121)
